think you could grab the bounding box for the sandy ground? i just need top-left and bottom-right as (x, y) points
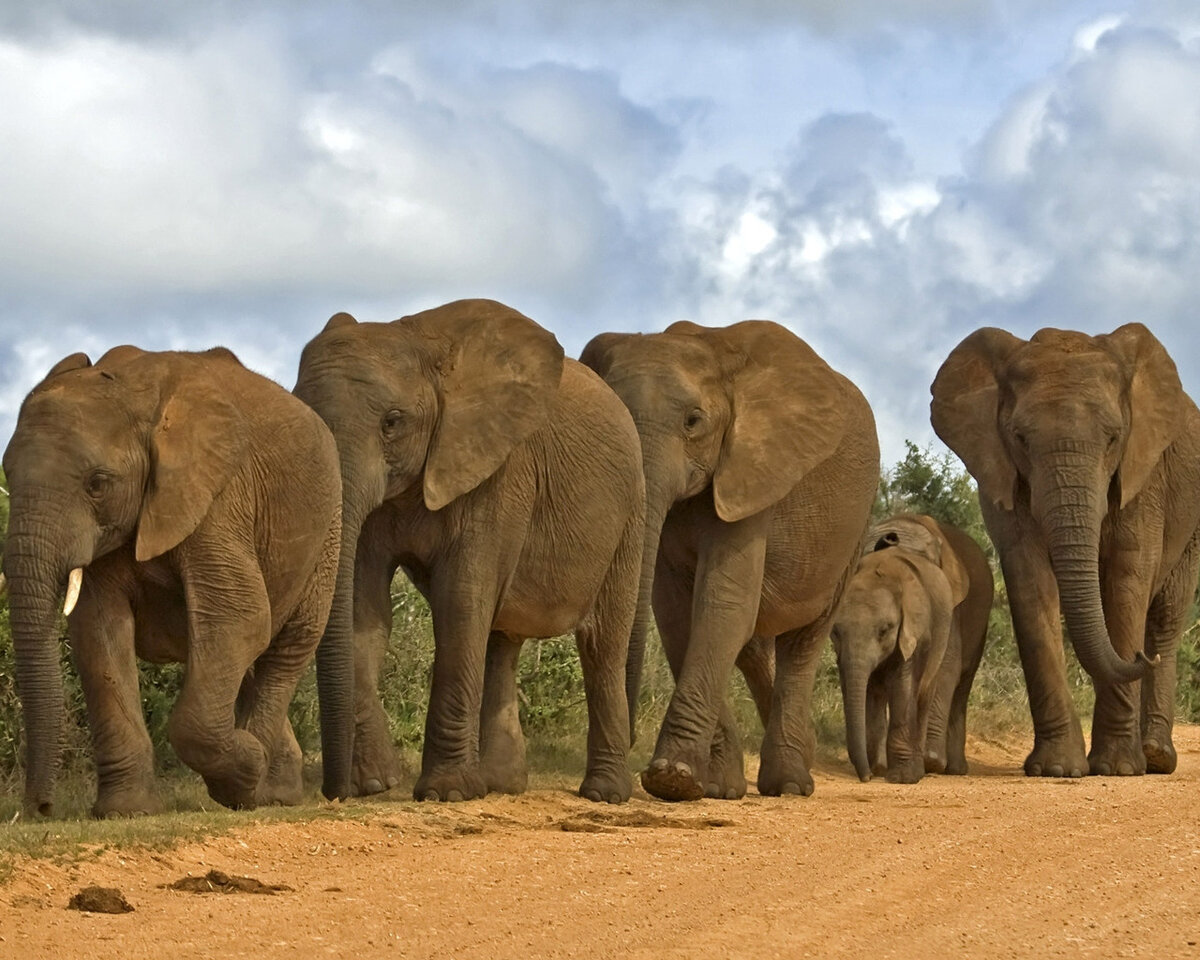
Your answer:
(4, 728), (1200, 960)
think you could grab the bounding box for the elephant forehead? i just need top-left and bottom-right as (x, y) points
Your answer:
(1009, 337), (1119, 385)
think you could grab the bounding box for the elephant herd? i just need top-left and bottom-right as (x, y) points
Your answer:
(4, 300), (1198, 818)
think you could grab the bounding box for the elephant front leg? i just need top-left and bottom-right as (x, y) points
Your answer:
(349, 547), (405, 797)
(885, 660), (924, 783)
(866, 675), (888, 777)
(1088, 543), (1156, 777)
(71, 574), (160, 818)
(643, 522), (766, 802)
(478, 633), (528, 795)
(758, 625), (824, 796)
(992, 528), (1088, 778)
(413, 567), (492, 802)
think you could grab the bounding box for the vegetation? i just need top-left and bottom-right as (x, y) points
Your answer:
(1, 447), (1198, 830)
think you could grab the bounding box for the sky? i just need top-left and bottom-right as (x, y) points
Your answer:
(2, 0), (1200, 467)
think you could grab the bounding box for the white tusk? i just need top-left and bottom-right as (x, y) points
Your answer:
(0, 572), (6, 597)
(63, 567), (83, 617)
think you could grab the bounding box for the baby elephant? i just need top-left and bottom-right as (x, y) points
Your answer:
(832, 514), (992, 783)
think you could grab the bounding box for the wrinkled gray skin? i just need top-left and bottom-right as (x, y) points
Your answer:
(833, 514), (992, 782)
(4, 347), (341, 817)
(932, 323), (1200, 778)
(832, 545), (951, 783)
(582, 320), (879, 801)
(294, 299), (643, 804)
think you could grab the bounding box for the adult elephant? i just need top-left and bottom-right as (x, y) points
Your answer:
(931, 323), (1200, 777)
(4, 346), (341, 817)
(581, 320), (879, 801)
(294, 299), (642, 804)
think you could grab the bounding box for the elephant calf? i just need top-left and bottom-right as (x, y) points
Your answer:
(4, 346), (341, 816)
(832, 514), (992, 783)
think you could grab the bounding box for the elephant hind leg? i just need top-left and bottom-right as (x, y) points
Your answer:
(479, 632), (528, 794)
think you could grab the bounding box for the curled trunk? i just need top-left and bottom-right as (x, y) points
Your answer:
(1041, 480), (1154, 686)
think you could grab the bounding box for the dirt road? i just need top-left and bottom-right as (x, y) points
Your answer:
(4, 728), (1200, 959)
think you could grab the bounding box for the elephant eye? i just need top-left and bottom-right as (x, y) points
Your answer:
(380, 409), (405, 438)
(1014, 431), (1029, 450)
(84, 470), (110, 499)
(684, 408), (705, 433)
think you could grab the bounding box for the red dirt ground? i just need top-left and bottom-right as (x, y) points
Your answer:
(4, 727), (1200, 959)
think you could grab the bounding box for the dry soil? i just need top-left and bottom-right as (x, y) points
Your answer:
(4, 728), (1200, 959)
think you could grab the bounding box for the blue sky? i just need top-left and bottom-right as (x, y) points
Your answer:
(2, 0), (1199, 466)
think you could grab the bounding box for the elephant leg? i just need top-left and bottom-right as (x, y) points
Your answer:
(71, 568), (160, 818)
(1140, 531), (1199, 774)
(866, 674), (888, 777)
(757, 623), (825, 797)
(923, 619), (962, 775)
(236, 578), (331, 806)
(170, 546), (272, 809)
(413, 556), (494, 803)
(350, 533), (404, 797)
(988, 515), (1088, 778)
(885, 659), (924, 783)
(643, 526), (764, 803)
(478, 632), (528, 795)
(736, 634), (775, 729)
(647, 562), (747, 800)
(1088, 542), (1155, 777)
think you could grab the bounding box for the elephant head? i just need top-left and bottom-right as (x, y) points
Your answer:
(293, 298), (565, 800)
(580, 320), (850, 737)
(930, 323), (1179, 686)
(3, 346), (247, 814)
(831, 548), (944, 781)
(867, 514), (970, 602)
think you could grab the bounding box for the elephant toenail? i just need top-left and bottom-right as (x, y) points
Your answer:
(1046, 764), (1064, 777)
(1117, 761), (1134, 776)
(650, 758), (669, 773)
(447, 790), (464, 802)
(704, 784), (719, 798)
(674, 762), (693, 778)
(724, 788), (738, 800)
(781, 781), (802, 794)
(420, 790), (439, 802)
(363, 778), (383, 794)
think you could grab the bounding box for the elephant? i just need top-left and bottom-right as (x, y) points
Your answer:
(931, 323), (1200, 778)
(3, 346), (341, 817)
(581, 319), (879, 801)
(833, 514), (993, 782)
(293, 298), (643, 804)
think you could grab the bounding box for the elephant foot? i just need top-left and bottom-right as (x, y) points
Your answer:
(641, 758), (705, 802)
(195, 731), (268, 810)
(1024, 737), (1088, 778)
(886, 757), (925, 784)
(413, 764), (487, 802)
(1088, 739), (1146, 777)
(757, 744), (815, 798)
(92, 785), (162, 819)
(704, 736), (747, 800)
(923, 748), (947, 775)
(579, 765), (632, 804)
(1143, 734), (1177, 775)
(480, 759), (528, 795)
(943, 756), (969, 776)
(352, 716), (403, 797)
(258, 740), (304, 807)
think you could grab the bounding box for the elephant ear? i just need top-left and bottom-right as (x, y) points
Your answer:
(136, 375), (249, 562)
(407, 299), (565, 512)
(579, 332), (635, 380)
(1100, 323), (1186, 509)
(44, 353), (92, 379)
(930, 328), (1023, 511)
(692, 320), (850, 523)
(893, 554), (934, 661)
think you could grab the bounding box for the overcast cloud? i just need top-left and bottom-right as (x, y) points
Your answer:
(1, 1), (1198, 467)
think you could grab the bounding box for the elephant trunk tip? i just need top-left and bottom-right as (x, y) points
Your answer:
(855, 768), (872, 784)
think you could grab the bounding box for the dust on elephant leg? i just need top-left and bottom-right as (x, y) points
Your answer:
(1024, 737), (1088, 778)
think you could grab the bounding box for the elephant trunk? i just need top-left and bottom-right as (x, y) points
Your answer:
(838, 645), (873, 782)
(317, 458), (383, 801)
(1039, 467), (1154, 686)
(626, 487), (669, 745)
(5, 528), (70, 815)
